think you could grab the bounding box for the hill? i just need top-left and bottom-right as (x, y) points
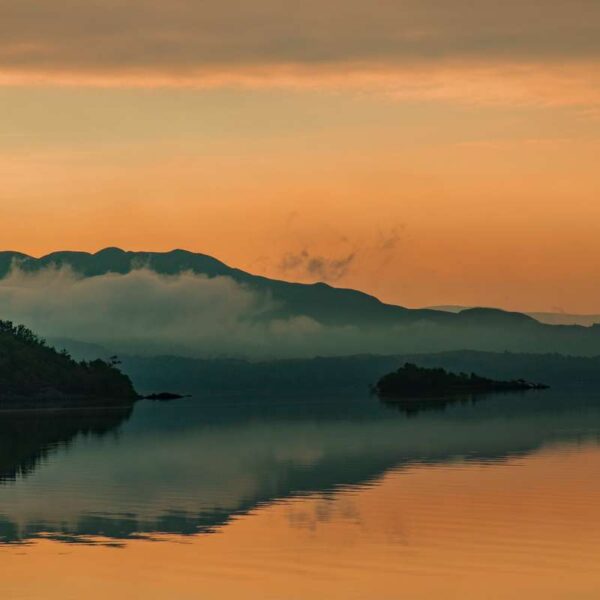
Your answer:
(0, 247), (446, 327)
(429, 305), (600, 327)
(3, 247), (600, 356)
(0, 320), (137, 408)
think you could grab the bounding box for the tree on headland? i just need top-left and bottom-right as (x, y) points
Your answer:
(0, 320), (137, 404)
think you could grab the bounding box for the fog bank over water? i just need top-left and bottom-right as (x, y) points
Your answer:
(0, 267), (410, 359)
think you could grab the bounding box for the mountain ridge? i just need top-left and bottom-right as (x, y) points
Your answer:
(0, 247), (531, 327)
(3, 247), (600, 357)
(429, 305), (600, 327)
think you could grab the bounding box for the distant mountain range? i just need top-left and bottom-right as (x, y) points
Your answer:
(90, 351), (600, 396)
(3, 247), (600, 356)
(0, 247), (460, 327)
(429, 306), (600, 327)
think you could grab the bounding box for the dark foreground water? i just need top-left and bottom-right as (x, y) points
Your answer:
(2, 390), (600, 599)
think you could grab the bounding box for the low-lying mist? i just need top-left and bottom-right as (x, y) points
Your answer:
(1, 266), (589, 360)
(0, 267), (417, 359)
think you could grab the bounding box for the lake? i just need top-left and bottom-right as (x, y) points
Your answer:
(2, 390), (600, 599)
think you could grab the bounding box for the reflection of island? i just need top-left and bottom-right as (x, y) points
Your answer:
(380, 392), (481, 416)
(0, 390), (599, 545)
(0, 407), (133, 481)
(374, 363), (548, 402)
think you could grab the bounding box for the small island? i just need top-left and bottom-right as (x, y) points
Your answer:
(141, 392), (188, 401)
(373, 363), (548, 399)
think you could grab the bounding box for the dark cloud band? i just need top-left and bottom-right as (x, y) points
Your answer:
(1, 0), (599, 74)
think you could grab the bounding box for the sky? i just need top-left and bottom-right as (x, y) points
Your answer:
(1, 0), (600, 312)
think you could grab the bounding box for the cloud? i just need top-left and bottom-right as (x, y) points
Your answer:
(377, 226), (405, 252)
(279, 250), (356, 282)
(2, 0), (600, 72)
(276, 225), (406, 284)
(1, 0), (600, 109)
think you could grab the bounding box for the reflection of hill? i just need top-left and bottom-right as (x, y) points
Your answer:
(1, 392), (600, 544)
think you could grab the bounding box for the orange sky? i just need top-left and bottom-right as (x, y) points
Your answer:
(1, 1), (600, 312)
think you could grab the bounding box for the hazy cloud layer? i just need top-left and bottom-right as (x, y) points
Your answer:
(2, 1), (599, 77)
(274, 225), (406, 286)
(279, 250), (356, 282)
(0, 267), (415, 359)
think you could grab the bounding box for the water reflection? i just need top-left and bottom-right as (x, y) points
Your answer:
(380, 391), (488, 415)
(1, 390), (600, 545)
(0, 407), (132, 482)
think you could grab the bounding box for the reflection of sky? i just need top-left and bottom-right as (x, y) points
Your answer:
(4, 442), (600, 600)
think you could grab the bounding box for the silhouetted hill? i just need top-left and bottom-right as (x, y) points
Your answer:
(429, 305), (600, 327)
(0, 247), (443, 327)
(4, 247), (600, 355)
(0, 320), (137, 408)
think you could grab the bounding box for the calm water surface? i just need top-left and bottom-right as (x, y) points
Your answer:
(2, 390), (600, 599)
